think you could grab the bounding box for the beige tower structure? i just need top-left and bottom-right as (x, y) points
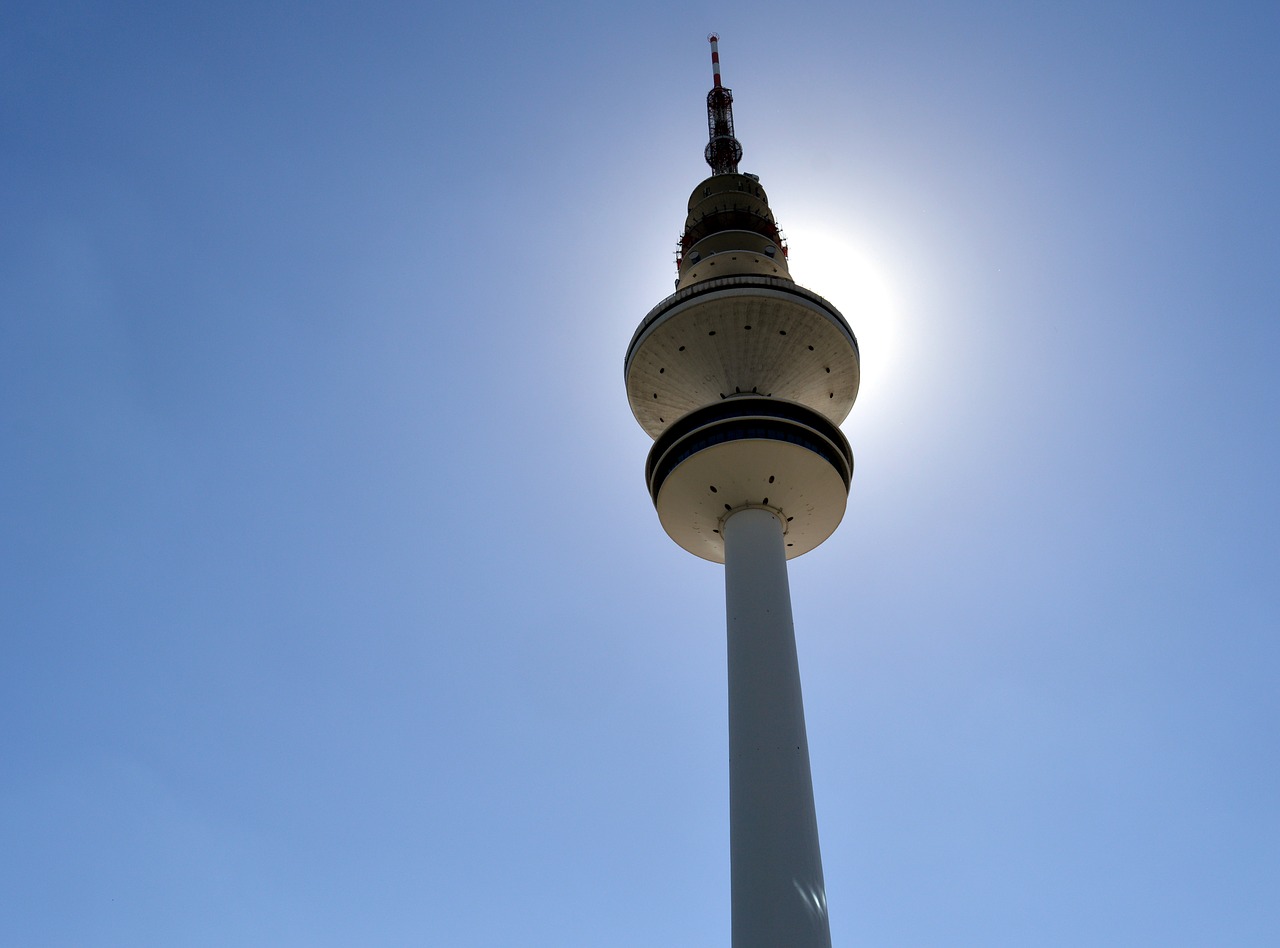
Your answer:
(624, 36), (860, 948)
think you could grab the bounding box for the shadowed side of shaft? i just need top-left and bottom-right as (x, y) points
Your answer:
(723, 507), (831, 948)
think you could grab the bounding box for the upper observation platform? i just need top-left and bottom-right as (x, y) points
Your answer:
(625, 275), (859, 440)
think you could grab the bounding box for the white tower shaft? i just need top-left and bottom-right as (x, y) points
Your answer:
(723, 507), (831, 948)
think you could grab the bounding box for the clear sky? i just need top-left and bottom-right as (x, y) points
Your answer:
(3, 2), (1278, 945)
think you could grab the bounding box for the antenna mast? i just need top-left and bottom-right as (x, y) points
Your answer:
(705, 33), (743, 175)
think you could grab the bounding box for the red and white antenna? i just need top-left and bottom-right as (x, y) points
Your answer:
(704, 33), (743, 174)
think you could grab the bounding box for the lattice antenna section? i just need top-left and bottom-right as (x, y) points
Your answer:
(705, 34), (743, 175)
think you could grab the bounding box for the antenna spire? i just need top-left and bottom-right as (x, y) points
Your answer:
(705, 33), (743, 175)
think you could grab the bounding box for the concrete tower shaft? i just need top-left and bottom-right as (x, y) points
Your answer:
(724, 507), (831, 947)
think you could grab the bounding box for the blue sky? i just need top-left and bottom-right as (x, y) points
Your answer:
(3, 2), (1278, 945)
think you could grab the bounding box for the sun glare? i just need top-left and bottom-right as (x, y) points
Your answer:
(781, 221), (904, 434)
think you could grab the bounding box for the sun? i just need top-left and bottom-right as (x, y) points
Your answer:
(780, 221), (903, 432)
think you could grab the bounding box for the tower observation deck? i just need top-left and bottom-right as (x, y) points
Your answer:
(624, 36), (860, 948)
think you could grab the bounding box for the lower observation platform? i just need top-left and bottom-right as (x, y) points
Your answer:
(646, 397), (853, 563)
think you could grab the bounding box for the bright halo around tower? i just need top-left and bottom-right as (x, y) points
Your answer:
(783, 221), (900, 431)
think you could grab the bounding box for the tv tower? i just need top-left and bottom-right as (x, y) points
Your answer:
(624, 35), (859, 948)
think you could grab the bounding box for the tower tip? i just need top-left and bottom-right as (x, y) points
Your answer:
(703, 34), (740, 173)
